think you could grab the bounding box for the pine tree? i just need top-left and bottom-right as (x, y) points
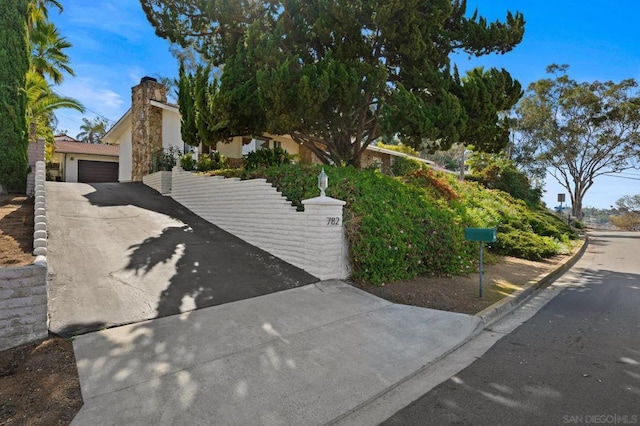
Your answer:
(142, 0), (525, 166)
(0, 0), (30, 193)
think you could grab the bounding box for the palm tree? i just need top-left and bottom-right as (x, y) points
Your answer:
(30, 20), (74, 84)
(26, 70), (84, 141)
(27, 0), (63, 28)
(76, 117), (110, 144)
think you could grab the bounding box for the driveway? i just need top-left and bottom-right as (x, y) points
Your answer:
(46, 182), (317, 336)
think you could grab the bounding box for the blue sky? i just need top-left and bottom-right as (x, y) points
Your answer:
(49, 1), (640, 209)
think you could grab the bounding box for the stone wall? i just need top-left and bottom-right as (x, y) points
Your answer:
(0, 265), (48, 351)
(168, 167), (350, 280)
(131, 77), (166, 181)
(0, 161), (48, 351)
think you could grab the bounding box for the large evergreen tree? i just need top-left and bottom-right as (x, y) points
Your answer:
(142, 0), (525, 166)
(453, 67), (522, 153)
(0, 0), (30, 193)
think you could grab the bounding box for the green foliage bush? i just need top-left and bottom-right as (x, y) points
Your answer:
(222, 162), (577, 284)
(467, 152), (542, 207)
(572, 219), (585, 230)
(391, 156), (422, 176)
(197, 151), (226, 172)
(407, 169), (575, 261)
(154, 146), (179, 171)
(244, 147), (292, 171)
(246, 164), (476, 284)
(207, 168), (244, 178)
(492, 226), (559, 260)
(376, 142), (420, 156)
(180, 153), (196, 171)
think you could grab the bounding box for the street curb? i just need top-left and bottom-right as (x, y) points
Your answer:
(329, 237), (589, 425)
(475, 235), (589, 329)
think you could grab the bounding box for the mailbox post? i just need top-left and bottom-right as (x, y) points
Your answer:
(464, 228), (497, 298)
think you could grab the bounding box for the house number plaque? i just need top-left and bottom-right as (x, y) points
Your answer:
(327, 217), (341, 226)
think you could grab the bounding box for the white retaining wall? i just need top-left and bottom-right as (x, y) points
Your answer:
(0, 161), (48, 351)
(143, 170), (172, 195)
(169, 167), (350, 280)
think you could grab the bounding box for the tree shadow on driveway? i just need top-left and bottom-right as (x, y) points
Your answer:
(83, 182), (317, 322)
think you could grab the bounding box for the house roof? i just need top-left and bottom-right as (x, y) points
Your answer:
(54, 141), (119, 157)
(366, 144), (456, 174)
(54, 133), (79, 142)
(366, 144), (435, 164)
(150, 99), (179, 113)
(103, 100), (180, 144)
(102, 108), (131, 144)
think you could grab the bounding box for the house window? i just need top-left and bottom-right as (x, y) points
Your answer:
(273, 141), (282, 149)
(242, 137), (270, 155)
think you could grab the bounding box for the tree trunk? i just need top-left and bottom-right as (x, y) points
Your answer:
(572, 192), (584, 221)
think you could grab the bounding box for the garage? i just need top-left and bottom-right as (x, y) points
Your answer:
(52, 139), (120, 183)
(78, 160), (119, 183)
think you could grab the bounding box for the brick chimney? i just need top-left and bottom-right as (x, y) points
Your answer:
(131, 76), (166, 181)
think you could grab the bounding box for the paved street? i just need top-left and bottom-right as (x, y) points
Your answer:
(382, 231), (640, 425)
(46, 182), (317, 336)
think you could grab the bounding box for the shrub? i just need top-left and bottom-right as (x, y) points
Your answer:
(180, 153), (196, 171)
(406, 169), (459, 201)
(376, 142), (420, 156)
(492, 226), (560, 261)
(572, 219), (586, 230)
(218, 162), (578, 284)
(467, 152), (542, 207)
(407, 169), (575, 261)
(197, 151), (226, 172)
(244, 147), (292, 171)
(245, 164), (476, 284)
(391, 156), (422, 176)
(207, 168), (244, 178)
(155, 147), (179, 171)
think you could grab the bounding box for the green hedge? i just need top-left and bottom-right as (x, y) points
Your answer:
(0, 0), (30, 193)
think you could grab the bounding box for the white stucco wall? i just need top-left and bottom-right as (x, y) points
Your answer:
(161, 109), (184, 151)
(216, 134), (300, 159)
(271, 135), (299, 156)
(64, 154), (119, 183)
(118, 130), (133, 182)
(217, 136), (244, 158)
(169, 167), (350, 280)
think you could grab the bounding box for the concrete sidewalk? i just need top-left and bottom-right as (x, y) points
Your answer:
(71, 280), (481, 425)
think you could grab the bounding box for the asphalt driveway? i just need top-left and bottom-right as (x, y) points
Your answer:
(46, 182), (317, 336)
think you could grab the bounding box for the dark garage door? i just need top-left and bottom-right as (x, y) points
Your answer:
(77, 160), (118, 183)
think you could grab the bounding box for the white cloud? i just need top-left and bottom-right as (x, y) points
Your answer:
(59, 77), (124, 113)
(53, 77), (127, 138)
